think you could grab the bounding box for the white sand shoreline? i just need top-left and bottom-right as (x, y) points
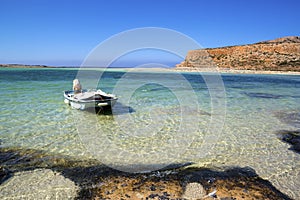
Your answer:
(2, 65), (300, 75)
(172, 67), (300, 75)
(101, 67), (300, 75)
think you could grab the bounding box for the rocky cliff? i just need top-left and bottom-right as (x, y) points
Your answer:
(176, 36), (300, 71)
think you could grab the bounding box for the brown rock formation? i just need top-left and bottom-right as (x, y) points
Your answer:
(0, 147), (293, 200)
(176, 36), (300, 71)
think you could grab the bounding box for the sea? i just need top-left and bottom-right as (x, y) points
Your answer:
(0, 67), (299, 199)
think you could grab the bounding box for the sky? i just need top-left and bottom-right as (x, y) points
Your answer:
(0, 0), (299, 67)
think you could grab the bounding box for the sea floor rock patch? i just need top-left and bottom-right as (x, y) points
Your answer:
(182, 182), (206, 199)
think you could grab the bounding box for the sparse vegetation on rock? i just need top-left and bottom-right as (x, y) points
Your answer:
(176, 36), (300, 71)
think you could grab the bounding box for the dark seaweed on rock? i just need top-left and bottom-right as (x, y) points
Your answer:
(277, 130), (300, 153)
(0, 167), (11, 185)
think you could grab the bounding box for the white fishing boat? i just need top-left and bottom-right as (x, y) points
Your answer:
(64, 89), (118, 110)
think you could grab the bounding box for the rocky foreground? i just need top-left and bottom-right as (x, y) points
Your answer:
(81, 167), (292, 200)
(176, 36), (300, 72)
(0, 147), (294, 200)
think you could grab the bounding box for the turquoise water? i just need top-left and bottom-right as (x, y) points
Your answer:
(0, 68), (300, 198)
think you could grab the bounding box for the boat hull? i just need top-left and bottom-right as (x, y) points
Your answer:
(64, 90), (117, 110)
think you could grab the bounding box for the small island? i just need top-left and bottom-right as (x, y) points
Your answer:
(0, 64), (54, 68)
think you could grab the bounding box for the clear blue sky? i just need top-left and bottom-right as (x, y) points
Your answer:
(0, 0), (299, 66)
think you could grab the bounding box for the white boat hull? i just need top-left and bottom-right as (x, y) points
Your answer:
(64, 90), (117, 110)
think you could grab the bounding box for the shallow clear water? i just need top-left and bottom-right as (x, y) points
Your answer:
(0, 68), (299, 198)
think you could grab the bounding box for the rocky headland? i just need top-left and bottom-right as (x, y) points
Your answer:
(176, 36), (300, 72)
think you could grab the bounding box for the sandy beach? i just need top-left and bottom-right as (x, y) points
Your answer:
(172, 67), (300, 75)
(3, 64), (299, 75)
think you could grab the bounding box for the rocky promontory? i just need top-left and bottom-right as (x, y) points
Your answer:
(176, 36), (300, 71)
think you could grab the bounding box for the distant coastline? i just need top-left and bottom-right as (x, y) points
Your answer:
(0, 64), (56, 68)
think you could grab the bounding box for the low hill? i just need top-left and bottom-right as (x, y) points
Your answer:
(176, 36), (300, 71)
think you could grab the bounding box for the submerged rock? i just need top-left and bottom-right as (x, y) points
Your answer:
(275, 111), (300, 129)
(243, 92), (284, 99)
(277, 130), (300, 153)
